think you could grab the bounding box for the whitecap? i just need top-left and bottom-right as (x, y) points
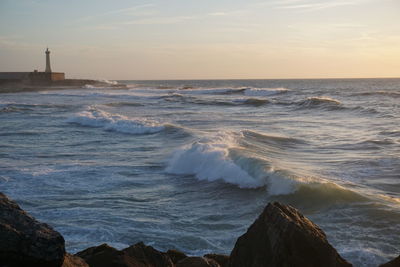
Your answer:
(165, 131), (303, 192)
(179, 87), (245, 95)
(67, 108), (165, 135)
(244, 87), (289, 96)
(97, 79), (118, 85)
(166, 132), (266, 188)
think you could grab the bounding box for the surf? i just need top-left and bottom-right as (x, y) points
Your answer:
(67, 107), (166, 135)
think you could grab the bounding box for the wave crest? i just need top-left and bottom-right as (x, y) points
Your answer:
(67, 108), (165, 135)
(165, 130), (367, 206)
(179, 87), (246, 95)
(166, 131), (308, 193)
(298, 96), (342, 109)
(244, 87), (289, 96)
(166, 132), (267, 189)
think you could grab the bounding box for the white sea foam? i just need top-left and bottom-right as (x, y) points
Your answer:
(304, 96), (341, 105)
(166, 132), (267, 188)
(67, 108), (165, 134)
(244, 87), (289, 96)
(165, 130), (348, 196)
(180, 87), (244, 95)
(97, 79), (118, 85)
(165, 131), (304, 193)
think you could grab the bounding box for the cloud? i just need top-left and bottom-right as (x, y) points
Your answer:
(102, 4), (156, 16)
(75, 3), (156, 23)
(121, 15), (195, 25)
(278, 1), (358, 10)
(208, 12), (228, 16)
(256, 0), (368, 11)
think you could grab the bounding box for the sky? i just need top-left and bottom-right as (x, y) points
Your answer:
(0, 0), (399, 80)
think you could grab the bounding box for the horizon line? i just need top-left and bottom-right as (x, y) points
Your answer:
(113, 76), (400, 81)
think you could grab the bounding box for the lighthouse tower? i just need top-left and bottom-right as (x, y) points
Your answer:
(45, 48), (52, 73)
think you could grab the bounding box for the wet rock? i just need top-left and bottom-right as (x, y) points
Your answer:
(176, 256), (220, 267)
(228, 202), (352, 267)
(62, 253), (89, 267)
(76, 243), (137, 267)
(0, 192), (65, 267)
(380, 255), (400, 267)
(166, 249), (187, 264)
(204, 254), (229, 267)
(76, 242), (174, 267)
(122, 242), (174, 267)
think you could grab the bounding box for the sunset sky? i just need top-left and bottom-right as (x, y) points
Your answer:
(1, 0), (399, 80)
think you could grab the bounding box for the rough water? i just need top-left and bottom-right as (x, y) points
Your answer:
(0, 79), (399, 266)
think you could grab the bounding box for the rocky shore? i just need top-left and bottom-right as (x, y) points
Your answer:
(0, 192), (397, 267)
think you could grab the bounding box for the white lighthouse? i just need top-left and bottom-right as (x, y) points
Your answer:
(45, 48), (52, 73)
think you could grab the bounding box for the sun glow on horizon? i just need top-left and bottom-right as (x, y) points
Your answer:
(0, 0), (399, 80)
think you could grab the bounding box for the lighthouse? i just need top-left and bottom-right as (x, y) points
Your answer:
(45, 48), (52, 73)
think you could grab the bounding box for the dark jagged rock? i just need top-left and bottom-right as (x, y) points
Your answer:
(204, 254), (229, 267)
(166, 249), (187, 264)
(380, 255), (400, 267)
(0, 192), (65, 267)
(76, 243), (137, 267)
(122, 242), (174, 267)
(76, 242), (174, 267)
(0, 193), (360, 267)
(62, 253), (89, 267)
(176, 256), (220, 267)
(228, 202), (352, 267)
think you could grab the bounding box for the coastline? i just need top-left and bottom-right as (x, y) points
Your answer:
(0, 79), (126, 94)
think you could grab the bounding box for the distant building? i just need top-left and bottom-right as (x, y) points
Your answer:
(0, 48), (65, 85)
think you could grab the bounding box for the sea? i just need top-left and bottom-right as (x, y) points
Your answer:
(0, 79), (399, 266)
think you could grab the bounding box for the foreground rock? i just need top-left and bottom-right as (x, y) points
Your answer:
(122, 242), (174, 266)
(228, 202), (352, 267)
(76, 242), (174, 267)
(175, 256), (220, 267)
(204, 254), (229, 267)
(380, 255), (400, 267)
(166, 249), (187, 264)
(62, 254), (89, 267)
(0, 193), (65, 267)
(0, 191), (355, 267)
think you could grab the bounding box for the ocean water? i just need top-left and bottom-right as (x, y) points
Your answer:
(0, 79), (399, 266)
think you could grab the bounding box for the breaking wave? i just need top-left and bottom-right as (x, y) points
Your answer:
(97, 79), (118, 85)
(179, 87), (246, 95)
(244, 87), (289, 96)
(67, 108), (166, 135)
(165, 132), (267, 189)
(297, 96), (342, 109)
(165, 130), (367, 206)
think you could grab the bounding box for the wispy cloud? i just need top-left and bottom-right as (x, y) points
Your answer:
(0, 35), (42, 50)
(75, 3), (156, 23)
(103, 4), (156, 16)
(278, 1), (360, 11)
(208, 12), (228, 16)
(256, 0), (368, 12)
(121, 15), (195, 25)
